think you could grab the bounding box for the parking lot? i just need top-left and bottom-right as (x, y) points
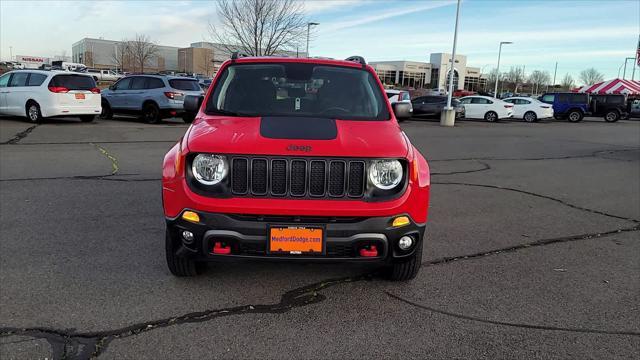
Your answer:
(0, 115), (639, 359)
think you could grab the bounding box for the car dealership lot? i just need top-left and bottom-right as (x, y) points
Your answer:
(0, 117), (638, 359)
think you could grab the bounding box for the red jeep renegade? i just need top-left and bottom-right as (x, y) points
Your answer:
(162, 55), (430, 281)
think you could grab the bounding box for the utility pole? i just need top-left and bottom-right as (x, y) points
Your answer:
(440, 0), (461, 127)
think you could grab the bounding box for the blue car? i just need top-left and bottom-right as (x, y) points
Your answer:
(101, 74), (204, 123)
(539, 92), (589, 122)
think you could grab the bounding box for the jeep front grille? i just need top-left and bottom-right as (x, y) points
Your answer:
(230, 157), (366, 199)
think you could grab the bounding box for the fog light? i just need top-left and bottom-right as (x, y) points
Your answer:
(182, 230), (194, 244)
(392, 216), (410, 228)
(398, 236), (414, 250)
(181, 211), (200, 223)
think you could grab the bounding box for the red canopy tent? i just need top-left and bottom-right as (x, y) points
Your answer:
(575, 79), (640, 95)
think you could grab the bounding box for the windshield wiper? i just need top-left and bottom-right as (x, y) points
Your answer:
(208, 108), (257, 117)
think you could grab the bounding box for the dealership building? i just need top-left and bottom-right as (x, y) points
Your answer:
(72, 38), (304, 76)
(370, 53), (487, 91)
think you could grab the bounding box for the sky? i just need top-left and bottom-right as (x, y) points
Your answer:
(1, 0), (638, 84)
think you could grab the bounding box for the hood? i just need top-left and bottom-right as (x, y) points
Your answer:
(186, 116), (409, 158)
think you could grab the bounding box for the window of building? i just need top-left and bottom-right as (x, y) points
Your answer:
(446, 69), (459, 90)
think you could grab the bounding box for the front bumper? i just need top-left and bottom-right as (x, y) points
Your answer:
(167, 211), (425, 263)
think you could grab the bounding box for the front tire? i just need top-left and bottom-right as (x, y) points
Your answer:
(142, 102), (161, 124)
(385, 239), (423, 281)
(100, 101), (113, 119)
(484, 111), (498, 122)
(604, 110), (620, 122)
(567, 110), (583, 122)
(165, 228), (205, 277)
(26, 101), (43, 123)
(523, 111), (537, 123)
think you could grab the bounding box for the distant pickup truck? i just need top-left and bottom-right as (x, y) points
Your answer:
(85, 69), (122, 82)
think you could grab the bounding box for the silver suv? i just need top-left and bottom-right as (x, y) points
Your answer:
(100, 75), (204, 123)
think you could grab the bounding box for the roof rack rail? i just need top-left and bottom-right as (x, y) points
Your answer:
(345, 56), (366, 66)
(231, 51), (250, 60)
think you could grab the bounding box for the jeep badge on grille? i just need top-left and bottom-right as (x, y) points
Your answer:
(286, 144), (312, 152)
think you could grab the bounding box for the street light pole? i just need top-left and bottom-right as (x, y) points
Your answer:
(306, 22), (319, 57)
(623, 57), (634, 79)
(618, 62), (624, 78)
(440, 0), (461, 127)
(493, 41), (512, 97)
(547, 61), (557, 93)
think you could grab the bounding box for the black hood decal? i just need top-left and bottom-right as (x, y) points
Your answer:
(260, 117), (337, 140)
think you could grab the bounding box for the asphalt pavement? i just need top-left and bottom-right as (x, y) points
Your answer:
(0, 115), (639, 359)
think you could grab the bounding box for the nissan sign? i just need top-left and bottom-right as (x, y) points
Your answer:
(16, 55), (50, 64)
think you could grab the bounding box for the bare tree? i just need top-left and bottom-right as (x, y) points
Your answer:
(504, 66), (525, 92)
(484, 68), (500, 92)
(528, 70), (551, 94)
(129, 34), (159, 73)
(560, 73), (575, 90)
(209, 0), (307, 56)
(111, 39), (132, 72)
(579, 68), (604, 86)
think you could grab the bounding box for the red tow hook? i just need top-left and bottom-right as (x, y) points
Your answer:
(213, 242), (231, 255)
(359, 245), (378, 257)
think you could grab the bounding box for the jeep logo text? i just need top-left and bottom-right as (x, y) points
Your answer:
(286, 144), (312, 152)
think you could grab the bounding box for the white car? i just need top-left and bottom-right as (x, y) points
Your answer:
(0, 70), (101, 122)
(385, 89), (413, 121)
(458, 95), (514, 122)
(503, 96), (554, 122)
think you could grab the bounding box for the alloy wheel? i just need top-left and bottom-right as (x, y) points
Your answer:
(28, 105), (39, 122)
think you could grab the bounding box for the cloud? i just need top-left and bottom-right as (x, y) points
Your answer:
(322, 0), (455, 32)
(303, 0), (368, 14)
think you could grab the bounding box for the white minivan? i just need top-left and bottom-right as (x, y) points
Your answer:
(0, 70), (101, 122)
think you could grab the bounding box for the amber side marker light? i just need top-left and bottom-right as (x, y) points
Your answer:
(182, 211), (200, 223)
(392, 216), (410, 228)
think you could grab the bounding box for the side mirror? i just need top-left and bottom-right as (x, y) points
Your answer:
(108, 85), (115, 91)
(184, 95), (204, 114)
(392, 102), (412, 120)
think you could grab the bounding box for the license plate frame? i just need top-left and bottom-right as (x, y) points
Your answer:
(75, 93), (85, 100)
(268, 225), (325, 255)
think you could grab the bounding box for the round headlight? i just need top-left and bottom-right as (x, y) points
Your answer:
(368, 160), (403, 190)
(192, 154), (228, 185)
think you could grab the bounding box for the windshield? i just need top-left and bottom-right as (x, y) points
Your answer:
(205, 63), (389, 120)
(49, 74), (96, 90)
(169, 79), (200, 91)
